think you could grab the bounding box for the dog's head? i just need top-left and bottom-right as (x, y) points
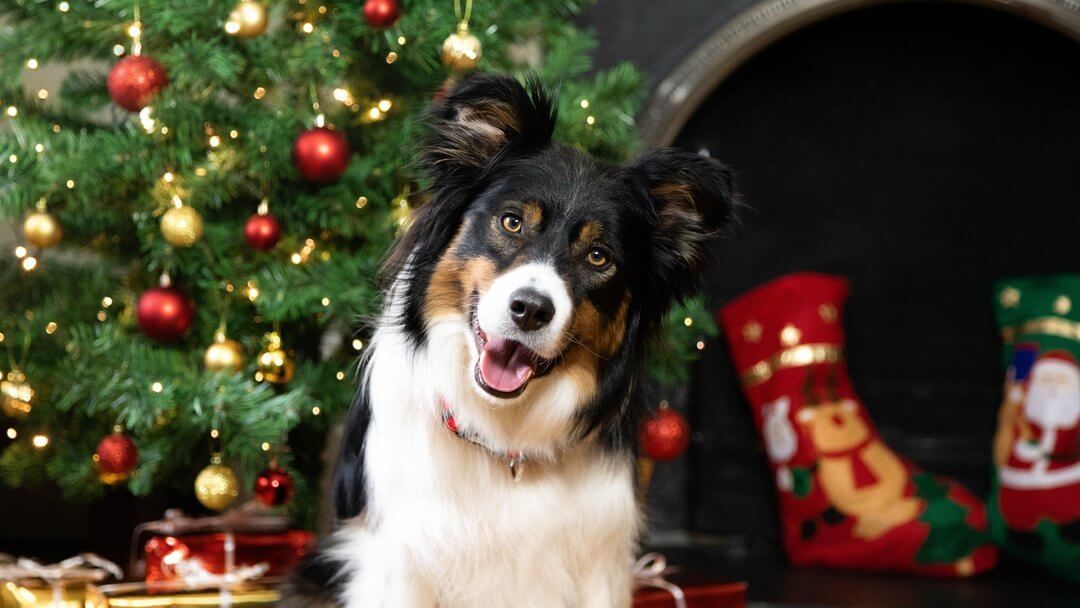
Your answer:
(386, 74), (736, 446)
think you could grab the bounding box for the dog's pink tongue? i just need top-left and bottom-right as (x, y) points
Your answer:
(479, 337), (535, 394)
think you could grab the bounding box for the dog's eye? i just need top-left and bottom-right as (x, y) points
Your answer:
(500, 213), (523, 234)
(586, 248), (609, 268)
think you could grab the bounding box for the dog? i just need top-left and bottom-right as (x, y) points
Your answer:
(280, 73), (737, 608)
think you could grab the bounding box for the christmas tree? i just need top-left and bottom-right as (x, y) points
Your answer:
(0, 0), (713, 523)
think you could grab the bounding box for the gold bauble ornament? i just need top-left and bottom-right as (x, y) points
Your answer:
(1, 371), (34, 418)
(256, 332), (294, 384)
(225, 0), (269, 38)
(194, 454), (239, 511)
(23, 211), (63, 249)
(204, 330), (244, 373)
(441, 22), (481, 71)
(161, 205), (203, 248)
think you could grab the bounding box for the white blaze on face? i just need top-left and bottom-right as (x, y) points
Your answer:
(475, 262), (573, 359)
(1025, 357), (1080, 429)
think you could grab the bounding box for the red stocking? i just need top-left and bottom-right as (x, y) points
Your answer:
(719, 273), (997, 576)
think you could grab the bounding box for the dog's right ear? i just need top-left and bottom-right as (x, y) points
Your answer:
(423, 73), (556, 182)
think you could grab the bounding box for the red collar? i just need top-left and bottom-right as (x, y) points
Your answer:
(816, 435), (874, 459)
(440, 397), (527, 481)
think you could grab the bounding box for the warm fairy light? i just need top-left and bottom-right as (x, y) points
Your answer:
(385, 51), (398, 64)
(355, 196), (368, 209)
(367, 107), (382, 121)
(22, 257), (38, 271)
(244, 281), (260, 302)
(160, 126), (168, 134)
(397, 36), (407, 45)
(66, 180), (74, 188)
(52, 123), (60, 132)
(14, 246), (27, 258)
(585, 115), (596, 125)
(301, 22), (314, 34)
(321, 297), (330, 306)
(331, 49), (341, 58)
(352, 339), (364, 351)
(580, 99), (590, 109)
(5, 106), (17, 117)
(336, 371), (345, 381)
(194, 167), (208, 176)
(290, 252), (302, 264)
(34, 143), (44, 153)
(57, 1), (70, 12)
(318, 5), (327, 13)
(26, 58), (39, 69)
(151, 381), (163, 393)
(0, 332), (4, 342)
(312, 406), (321, 416)
(314, 113), (326, 127)
(333, 88), (350, 102)
(377, 99), (392, 112)
(208, 135), (221, 148)
(696, 340), (706, 351)
(45, 322), (58, 335)
(127, 21), (141, 39)
(113, 44), (126, 56)
(253, 87), (267, 99)
(7, 154), (16, 164)
(224, 20), (241, 34)
(102, 296), (113, 307)
(683, 316), (693, 327)
(261, 442), (271, 452)
(32, 434), (49, 448)
(229, 129), (239, 139)
(162, 171), (175, 183)
(5, 428), (15, 440)
(210, 429), (220, 439)
(224, 282), (235, 293)
(138, 107), (156, 132)
(37, 89), (49, 100)
(97, 311), (107, 321)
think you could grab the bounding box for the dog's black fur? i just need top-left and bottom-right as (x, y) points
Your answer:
(281, 73), (737, 607)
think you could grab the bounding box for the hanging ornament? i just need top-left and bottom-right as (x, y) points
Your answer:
(442, 1), (481, 71)
(194, 454), (239, 511)
(225, 0), (268, 38)
(254, 465), (294, 507)
(107, 55), (168, 112)
(23, 211), (63, 249)
(137, 276), (195, 343)
(94, 428), (139, 485)
(204, 328), (244, 373)
(244, 199), (282, 251)
(292, 127), (350, 184)
(363, 0), (401, 29)
(256, 331), (295, 384)
(639, 404), (691, 462)
(160, 201), (203, 247)
(0, 370), (34, 418)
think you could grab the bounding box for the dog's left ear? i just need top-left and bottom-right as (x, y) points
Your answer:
(633, 148), (738, 302)
(423, 73), (556, 182)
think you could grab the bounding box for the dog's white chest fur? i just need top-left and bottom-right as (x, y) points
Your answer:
(331, 319), (639, 608)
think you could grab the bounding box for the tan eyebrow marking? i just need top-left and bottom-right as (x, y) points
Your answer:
(521, 200), (542, 227)
(578, 221), (602, 245)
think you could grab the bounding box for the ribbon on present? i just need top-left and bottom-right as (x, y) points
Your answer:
(0, 553), (123, 606)
(632, 553), (686, 608)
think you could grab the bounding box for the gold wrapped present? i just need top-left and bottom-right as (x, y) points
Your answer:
(85, 579), (282, 607)
(1, 553), (122, 607)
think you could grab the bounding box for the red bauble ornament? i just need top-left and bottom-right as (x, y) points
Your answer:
(137, 286), (195, 343)
(245, 213), (282, 251)
(95, 431), (139, 485)
(639, 407), (691, 461)
(254, 466), (294, 507)
(292, 127), (350, 184)
(363, 0), (401, 29)
(107, 55), (169, 112)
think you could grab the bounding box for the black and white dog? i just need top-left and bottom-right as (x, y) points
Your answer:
(282, 73), (736, 607)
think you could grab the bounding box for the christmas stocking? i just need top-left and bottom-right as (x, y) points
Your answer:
(990, 275), (1080, 583)
(719, 273), (997, 576)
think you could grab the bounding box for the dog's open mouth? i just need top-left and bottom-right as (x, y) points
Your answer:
(470, 301), (557, 399)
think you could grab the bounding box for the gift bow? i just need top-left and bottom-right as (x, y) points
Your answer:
(632, 552), (686, 608)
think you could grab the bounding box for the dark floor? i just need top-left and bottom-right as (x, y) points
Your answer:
(651, 541), (1078, 607)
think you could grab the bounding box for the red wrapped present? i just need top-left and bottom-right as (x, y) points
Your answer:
(134, 507), (313, 584)
(631, 553), (747, 608)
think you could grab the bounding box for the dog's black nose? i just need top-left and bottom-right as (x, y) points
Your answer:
(509, 288), (554, 332)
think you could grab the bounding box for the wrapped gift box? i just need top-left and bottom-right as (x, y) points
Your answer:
(1, 553), (123, 608)
(632, 577), (747, 608)
(86, 579), (282, 607)
(143, 530), (312, 583)
(0, 580), (87, 607)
